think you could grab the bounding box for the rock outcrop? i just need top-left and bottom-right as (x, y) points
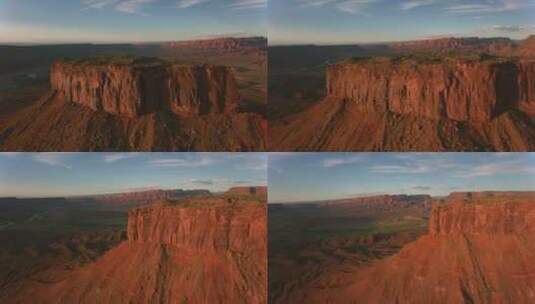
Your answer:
(320, 194), (430, 208)
(50, 57), (239, 118)
(429, 192), (535, 236)
(81, 189), (211, 205)
(391, 37), (516, 55)
(127, 198), (266, 253)
(285, 192), (535, 304)
(164, 37), (267, 52)
(5, 197), (267, 304)
(326, 56), (534, 122)
(518, 35), (535, 57)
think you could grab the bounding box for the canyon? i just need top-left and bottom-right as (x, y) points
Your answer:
(275, 192), (535, 304)
(269, 36), (535, 151)
(2, 195), (267, 304)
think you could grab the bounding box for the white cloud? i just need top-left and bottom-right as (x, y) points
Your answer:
(116, 0), (157, 14)
(297, 0), (337, 7)
(83, 0), (121, 9)
(103, 153), (139, 163)
(176, 0), (211, 9)
(147, 156), (215, 168)
(455, 161), (535, 178)
(400, 0), (436, 10)
(335, 0), (376, 14)
(32, 153), (72, 169)
(323, 155), (364, 167)
(446, 0), (532, 14)
(228, 0), (267, 10)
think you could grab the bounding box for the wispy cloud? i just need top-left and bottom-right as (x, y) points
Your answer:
(83, 0), (156, 14)
(176, 0), (210, 9)
(116, 0), (157, 14)
(103, 153), (140, 163)
(400, 0), (436, 10)
(335, 0), (377, 14)
(228, 0), (267, 10)
(32, 153), (72, 169)
(323, 155), (364, 167)
(446, 0), (532, 14)
(296, 0), (377, 14)
(455, 161), (535, 178)
(147, 156), (215, 168)
(83, 0), (121, 9)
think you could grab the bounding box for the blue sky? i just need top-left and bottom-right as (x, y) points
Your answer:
(0, 0), (267, 44)
(268, 153), (535, 203)
(0, 153), (267, 197)
(269, 0), (535, 45)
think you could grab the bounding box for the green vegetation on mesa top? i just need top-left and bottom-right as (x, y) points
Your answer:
(340, 52), (515, 66)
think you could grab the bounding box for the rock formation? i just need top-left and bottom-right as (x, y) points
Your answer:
(79, 189), (211, 205)
(164, 37), (267, 52)
(391, 37), (516, 55)
(270, 54), (535, 151)
(50, 58), (239, 118)
(517, 35), (535, 57)
(284, 192), (535, 304)
(3, 196), (267, 304)
(319, 194), (431, 209)
(0, 56), (267, 151)
(326, 56), (533, 122)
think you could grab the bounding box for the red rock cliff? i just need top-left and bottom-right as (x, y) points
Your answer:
(326, 57), (535, 122)
(127, 197), (266, 253)
(50, 58), (239, 118)
(429, 192), (535, 236)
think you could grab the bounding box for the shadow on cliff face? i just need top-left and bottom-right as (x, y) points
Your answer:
(494, 61), (520, 117)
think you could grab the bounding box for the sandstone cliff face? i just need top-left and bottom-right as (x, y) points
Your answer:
(8, 197), (267, 304)
(326, 57), (535, 122)
(50, 59), (239, 118)
(429, 196), (535, 236)
(127, 198), (266, 253)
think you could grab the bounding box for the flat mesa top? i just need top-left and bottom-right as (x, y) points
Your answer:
(132, 195), (266, 211)
(337, 53), (521, 66)
(55, 56), (210, 68)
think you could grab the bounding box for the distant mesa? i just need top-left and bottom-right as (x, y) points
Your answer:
(164, 36), (267, 52)
(227, 186), (268, 197)
(51, 57), (239, 118)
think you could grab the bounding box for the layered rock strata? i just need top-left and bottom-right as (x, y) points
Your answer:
(50, 58), (239, 118)
(326, 56), (535, 122)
